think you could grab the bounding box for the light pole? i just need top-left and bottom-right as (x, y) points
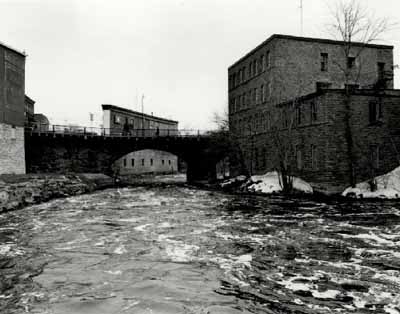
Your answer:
(141, 94), (145, 136)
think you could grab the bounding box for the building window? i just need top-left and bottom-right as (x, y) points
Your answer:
(261, 55), (265, 71)
(255, 88), (259, 104)
(114, 115), (121, 124)
(296, 105), (302, 125)
(320, 53), (328, 71)
(142, 158), (145, 166)
(123, 158), (127, 167)
(311, 145), (317, 170)
(168, 160), (171, 165)
(162, 160), (165, 165)
(345, 84), (359, 91)
(248, 62), (252, 77)
(311, 102), (317, 122)
(347, 57), (356, 69)
(261, 84), (265, 102)
(369, 100), (383, 124)
(316, 82), (331, 91)
(378, 62), (385, 80)
(150, 159), (153, 166)
(370, 145), (380, 169)
(266, 50), (270, 68)
(261, 147), (266, 168)
(131, 159), (135, 167)
(296, 146), (303, 170)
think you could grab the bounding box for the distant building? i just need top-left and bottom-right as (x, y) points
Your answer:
(228, 34), (399, 191)
(102, 104), (178, 136)
(24, 95), (35, 126)
(0, 41), (26, 174)
(33, 113), (50, 131)
(103, 104), (181, 176)
(115, 149), (178, 175)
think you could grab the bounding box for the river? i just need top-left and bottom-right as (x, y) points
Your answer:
(1, 186), (400, 313)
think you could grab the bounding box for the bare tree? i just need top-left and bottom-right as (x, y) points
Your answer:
(327, 0), (392, 187)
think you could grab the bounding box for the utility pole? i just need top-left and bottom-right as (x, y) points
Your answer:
(141, 94), (145, 136)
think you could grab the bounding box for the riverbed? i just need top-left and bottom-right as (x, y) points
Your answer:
(1, 186), (400, 313)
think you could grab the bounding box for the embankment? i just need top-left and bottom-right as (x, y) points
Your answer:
(0, 173), (114, 213)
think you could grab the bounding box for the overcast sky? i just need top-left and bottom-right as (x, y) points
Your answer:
(0, 0), (399, 129)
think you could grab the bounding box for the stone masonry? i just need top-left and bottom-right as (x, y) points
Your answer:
(0, 123), (25, 174)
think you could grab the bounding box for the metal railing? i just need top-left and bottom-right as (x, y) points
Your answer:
(25, 124), (209, 138)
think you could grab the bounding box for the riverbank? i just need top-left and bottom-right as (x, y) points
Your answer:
(0, 173), (114, 213)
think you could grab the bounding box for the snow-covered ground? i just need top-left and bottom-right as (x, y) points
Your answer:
(222, 171), (313, 195)
(343, 166), (400, 199)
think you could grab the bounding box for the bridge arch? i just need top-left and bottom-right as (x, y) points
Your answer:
(112, 149), (184, 176)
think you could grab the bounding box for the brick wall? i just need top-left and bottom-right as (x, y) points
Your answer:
(234, 90), (400, 192)
(228, 35), (393, 137)
(0, 123), (25, 174)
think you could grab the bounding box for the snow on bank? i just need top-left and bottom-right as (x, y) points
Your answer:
(248, 172), (313, 194)
(222, 172), (313, 195)
(343, 166), (400, 199)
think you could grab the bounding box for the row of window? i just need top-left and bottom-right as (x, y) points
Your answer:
(231, 101), (320, 135)
(229, 50), (271, 89)
(295, 144), (319, 170)
(250, 143), (380, 172)
(248, 143), (320, 171)
(229, 83), (272, 113)
(122, 158), (172, 168)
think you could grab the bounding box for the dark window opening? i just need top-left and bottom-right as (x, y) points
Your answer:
(296, 106), (302, 125)
(370, 145), (380, 169)
(321, 53), (328, 71)
(369, 100), (383, 124)
(168, 160), (171, 165)
(378, 62), (385, 80)
(131, 159), (135, 167)
(162, 160), (165, 165)
(316, 82), (331, 91)
(347, 57), (356, 69)
(150, 159), (153, 166)
(345, 84), (359, 91)
(141, 159), (145, 166)
(311, 145), (317, 170)
(311, 102), (317, 122)
(123, 158), (127, 167)
(296, 146), (303, 170)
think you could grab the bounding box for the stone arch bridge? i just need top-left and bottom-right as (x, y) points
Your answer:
(25, 128), (228, 182)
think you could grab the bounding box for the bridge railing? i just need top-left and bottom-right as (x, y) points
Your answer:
(25, 124), (210, 138)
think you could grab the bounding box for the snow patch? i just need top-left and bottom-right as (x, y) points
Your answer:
(343, 166), (400, 199)
(247, 171), (313, 194)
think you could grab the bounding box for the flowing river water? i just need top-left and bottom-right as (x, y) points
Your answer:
(1, 185), (400, 313)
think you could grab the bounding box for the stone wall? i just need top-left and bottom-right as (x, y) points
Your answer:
(0, 123), (25, 174)
(237, 90), (400, 193)
(0, 173), (113, 212)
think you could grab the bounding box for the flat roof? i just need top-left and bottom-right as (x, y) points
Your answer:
(229, 34), (393, 70)
(102, 104), (178, 124)
(0, 41), (26, 57)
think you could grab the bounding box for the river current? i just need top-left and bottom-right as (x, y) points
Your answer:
(1, 186), (400, 313)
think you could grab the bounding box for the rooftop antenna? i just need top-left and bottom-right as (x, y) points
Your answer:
(299, 0), (304, 36)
